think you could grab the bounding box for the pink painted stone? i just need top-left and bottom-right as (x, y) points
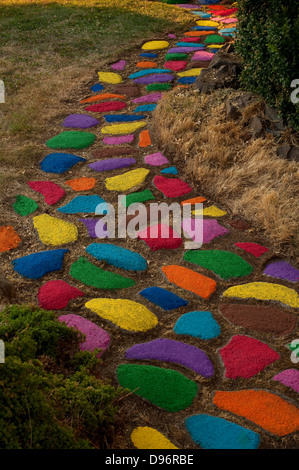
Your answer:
(272, 369), (299, 394)
(37, 280), (84, 310)
(234, 242), (269, 258)
(168, 34), (177, 39)
(138, 224), (183, 251)
(111, 60), (127, 71)
(192, 51), (215, 61)
(182, 218), (229, 244)
(132, 93), (162, 104)
(102, 135), (134, 145)
(219, 335), (280, 379)
(221, 18), (238, 24)
(27, 181), (65, 205)
(212, 17), (226, 21)
(164, 60), (188, 72)
(59, 313), (110, 356)
(144, 152), (169, 166)
(153, 175), (193, 198)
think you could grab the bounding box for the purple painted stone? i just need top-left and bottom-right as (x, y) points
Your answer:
(192, 51), (215, 61)
(111, 60), (127, 71)
(263, 260), (299, 282)
(272, 369), (299, 394)
(167, 47), (205, 54)
(145, 152), (169, 166)
(178, 4), (202, 9)
(59, 313), (110, 356)
(126, 338), (214, 377)
(88, 157), (136, 172)
(132, 93), (163, 104)
(79, 218), (108, 238)
(168, 33), (177, 39)
(182, 218), (229, 244)
(103, 135), (134, 145)
(62, 114), (99, 129)
(133, 74), (174, 85)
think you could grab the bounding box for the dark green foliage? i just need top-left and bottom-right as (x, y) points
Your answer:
(0, 305), (123, 449)
(236, 0), (299, 130)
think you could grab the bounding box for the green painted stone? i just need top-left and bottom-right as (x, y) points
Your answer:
(204, 35), (225, 45)
(165, 53), (188, 61)
(184, 250), (253, 280)
(13, 195), (38, 216)
(70, 256), (136, 289)
(46, 131), (96, 150)
(146, 83), (172, 91)
(117, 364), (198, 412)
(122, 189), (155, 207)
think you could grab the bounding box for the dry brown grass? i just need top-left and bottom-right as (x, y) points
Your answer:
(151, 88), (299, 250)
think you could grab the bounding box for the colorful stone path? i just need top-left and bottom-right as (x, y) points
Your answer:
(4, 1), (298, 450)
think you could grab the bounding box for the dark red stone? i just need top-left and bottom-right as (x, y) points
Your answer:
(92, 146), (140, 158)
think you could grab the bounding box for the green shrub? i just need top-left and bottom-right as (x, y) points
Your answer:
(236, 0), (299, 130)
(0, 305), (124, 449)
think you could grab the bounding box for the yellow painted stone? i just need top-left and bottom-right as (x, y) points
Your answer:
(85, 298), (158, 332)
(207, 45), (223, 49)
(105, 168), (150, 191)
(192, 205), (227, 217)
(223, 282), (299, 309)
(196, 20), (219, 27)
(101, 121), (147, 135)
(33, 214), (78, 246)
(98, 72), (122, 84)
(142, 40), (169, 50)
(131, 427), (178, 450)
(177, 68), (202, 78)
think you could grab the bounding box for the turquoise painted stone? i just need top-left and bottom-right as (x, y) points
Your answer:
(57, 195), (108, 214)
(174, 311), (221, 340)
(46, 131), (96, 150)
(86, 243), (148, 271)
(129, 69), (172, 79)
(161, 166), (178, 175)
(185, 415), (260, 449)
(183, 250), (253, 280)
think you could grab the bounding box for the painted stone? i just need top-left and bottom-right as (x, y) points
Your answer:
(138, 224), (183, 251)
(140, 53), (158, 58)
(101, 121), (147, 135)
(103, 135), (134, 145)
(134, 104), (157, 113)
(133, 74), (174, 85)
(174, 311), (221, 340)
(0, 226), (21, 253)
(86, 243), (147, 271)
(196, 20), (219, 27)
(146, 83), (172, 91)
(181, 196), (206, 205)
(84, 101), (127, 112)
(91, 83), (104, 92)
(142, 41), (169, 50)
(98, 72), (122, 84)
(131, 427), (178, 450)
(85, 298), (158, 332)
(136, 61), (158, 68)
(122, 189), (155, 207)
(40, 153), (86, 174)
(57, 195), (108, 214)
(165, 53), (188, 61)
(62, 114), (99, 128)
(126, 338), (214, 377)
(113, 84), (141, 97)
(234, 242), (269, 258)
(105, 168), (150, 191)
(227, 218), (250, 231)
(80, 93), (126, 104)
(167, 47), (205, 54)
(175, 42), (205, 48)
(139, 287), (188, 310)
(70, 257), (136, 289)
(178, 68), (203, 78)
(132, 93), (162, 104)
(164, 61), (188, 72)
(13, 195), (38, 216)
(12, 249), (69, 279)
(185, 415), (260, 450)
(37, 280), (84, 310)
(153, 175), (193, 198)
(145, 152), (169, 166)
(111, 60), (126, 71)
(192, 51), (215, 61)
(178, 77), (197, 84)
(162, 265), (217, 300)
(182, 218), (229, 244)
(116, 364), (198, 412)
(65, 177), (96, 192)
(263, 260), (299, 283)
(92, 146), (139, 158)
(104, 114), (146, 122)
(139, 130), (152, 147)
(27, 181), (65, 205)
(161, 166), (178, 175)
(89, 157), (136, 172)
(46, 131), (95, 149)
(272, 369), (299, 394)
(79, 218), (108, 239)
(33, 214), (78, 245)
(192, 205), (227, 217)
(204, 34), (225, 44)
(129, 69), (172, 79)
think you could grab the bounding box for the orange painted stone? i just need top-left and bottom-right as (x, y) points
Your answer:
(181, 196), (207, 205)
(136, 61), (158, 68)
(65, 177), (97, 191)
(213, 390), (299, 436)
(162, 265), (216, 300)
(0, 225), (21, 252)
(80, 93), (126, 104)
(139, 130), (152, 148)
(184, 31), (216, 37)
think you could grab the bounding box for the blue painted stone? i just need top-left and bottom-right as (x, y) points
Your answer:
(185, 415), (260, 449)
(192, 26), (218, 31)
(161, 166), (178, 175)
(192, 12), (211, 18)
(134, 104), (157, 113)
(178, 77), (197, 84)
(174, 311), (221, 340)
(86, 243), (147, 271)
(40, 153), (86, 174)
(12, 249), (69, 279)
(57, 195), (108, 214)
(129, 69), (172, 79)
(140, 53), (158, 58)
(209, 49), (220, 53)
(139, 287), (188, 311)
(176, 42), (205, 47)
(219, 27), (237, 34)
(91, 83), (104, 92)
(103, 114), (147, 122)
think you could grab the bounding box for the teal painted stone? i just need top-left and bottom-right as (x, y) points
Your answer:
(57, 195), (108, 214)
(161, 166), (178, 175)
(183, 250), (253, 280)
(46, 131), (96, 150)
(174, 311), (220, 340)
(129, 69), (172, 79)
(185, 415), (260, 449)
(86, 243), (148, 271)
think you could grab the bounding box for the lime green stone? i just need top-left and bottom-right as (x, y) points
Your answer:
(13, 195), (38, 216)
(46, 131), (96, 150)
(122, 189), (155, 207)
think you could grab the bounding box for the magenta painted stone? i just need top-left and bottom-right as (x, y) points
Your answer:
(145, 152), (169, 166)
(59, 313), (110, 356)
(132, 93), (162, 104)
(126, 338), (214, 377)
(133, 74), (174, 85)
(182, 218), (229, 244)
(153, 175), (193, 198)
(111, 60), (127, 71)
(263, 260), (299, 282)
(192, 51), (215, 61)
(272, 369), (299, 394)
(88, 157), (136, 172)
(180, 37), (200, 43)
(79, 218), (108, 238)
(27, 181), (65, 205)
(62, 114), (99, 128)
(138, 224), (183, 251)
(102, 135), (134, 145)
(167, 47), (204, 54)
(168, 34), (177, 39)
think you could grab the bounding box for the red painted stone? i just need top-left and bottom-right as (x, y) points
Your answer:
(164, 61), (188, 72)
(85, 101), (127, 112)
(27, 181), (65, 205)
(37, 280), (85, 310)
(234, 242), (269, 258)
(138, 224), (183, 251)
(153, 175), (193, 198)
(219, 335), (280, 379)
